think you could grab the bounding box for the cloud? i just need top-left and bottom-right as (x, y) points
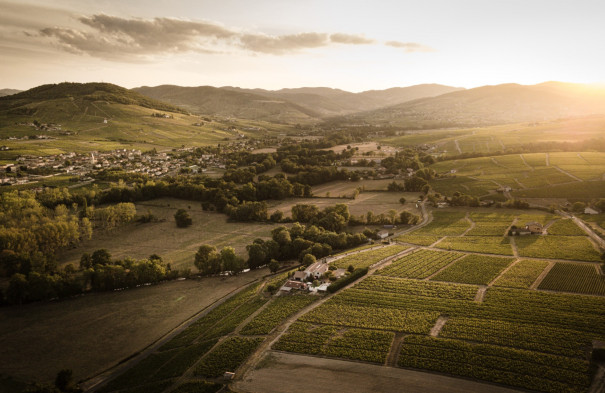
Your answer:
(239, 32), (329, 54)
(330, 33), (375, 45)
(385, 41), (436, 52)
(34, 13), (434, 60)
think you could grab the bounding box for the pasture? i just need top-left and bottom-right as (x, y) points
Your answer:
(58, 198), (280, 270)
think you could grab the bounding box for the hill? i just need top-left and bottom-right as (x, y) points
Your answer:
(350, 82), (605, 127)
(133, 85), (320, 124)
(133, 84), (463, 121)
(0, 82), (187, 115)
(0, 82), (290, 159)
(0, 89), (22, 97)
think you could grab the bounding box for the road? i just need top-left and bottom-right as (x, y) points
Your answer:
(556, 210), (605, 250)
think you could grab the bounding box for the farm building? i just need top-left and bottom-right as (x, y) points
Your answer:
(306, 261), (329, 279)
(525, 222), (543, 234)
(377, 230), (390, 239)
(292, 271), (306, 282)
(280, 280), (308, 292)
(584, 207), (600, 215)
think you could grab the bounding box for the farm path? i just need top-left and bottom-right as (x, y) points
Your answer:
(234, 246), (418, 384)
(85, 277), (265, 392)
(454, 139), (462, 154)
(393, 201), (431, 239)
(489, 259), (520, 286)
(385, 332), (406, 366)
(519, 154), (533, 170)
(546, 152), (550, 166)
(460, 212), (475, 236)
(474, 286), (487, 302)
(509, 237), (519, 258)
(529, 262), (556, 290)
(577, 152), (591, 164)
(554, 165), (583, 182)
(425, 254), (466, 281)
(429, 316), (449, 336)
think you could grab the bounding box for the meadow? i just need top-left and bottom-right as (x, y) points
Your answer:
(58, 198), (280, 270)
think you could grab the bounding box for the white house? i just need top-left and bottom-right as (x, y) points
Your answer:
(585, 207), (600, 215)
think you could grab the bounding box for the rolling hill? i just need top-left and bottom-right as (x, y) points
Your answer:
(0, 89), (22, 97)
(0, 82), (286, 159)
(350, 82), (605, 127)
(132, 84), (463, 121)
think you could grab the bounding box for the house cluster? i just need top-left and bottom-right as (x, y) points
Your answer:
(1, 149), (230, 186)
(280, 260), (347, 293)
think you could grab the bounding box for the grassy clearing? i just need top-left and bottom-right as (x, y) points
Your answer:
(430, 254), (513, 285)
(538, 263), (605, 296)
(515, 236), (601, 262)
(434, 236), (513, 255)
(57, 198), (280, 270)
(492, 259), (549, 289)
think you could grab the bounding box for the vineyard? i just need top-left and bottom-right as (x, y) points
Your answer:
(332, 244), (409, 269)
(546, 219), (586, 236)
(538, 263), (605, 295)
(434, 236), (514, 255)
(377, 249), (463, 279)
(492, 259), (549, 288)
(466, 212), (515, 236)
(240, 295), (317, 335)
(394, 233), (442, 246)
(430, 254), (513, 285)
(274, 265), (605, 393)
(273, 322), (394, 363)
(515, 235), (601, 261)
(194, 337), (263, 378)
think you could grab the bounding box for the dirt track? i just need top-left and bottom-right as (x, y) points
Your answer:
(233, 351), (523, 393)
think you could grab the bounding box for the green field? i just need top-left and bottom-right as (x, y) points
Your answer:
(377, 249), (463, 279)
(492, 259), (549, 289)
(515, 235), (601, 262)
(434, 236), (513, 255)
(430, 254), (513, 285)
(538, 263), (605, 296)
(332, 244), (410, 269)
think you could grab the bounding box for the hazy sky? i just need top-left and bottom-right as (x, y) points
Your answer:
(1, 0), (604, 91)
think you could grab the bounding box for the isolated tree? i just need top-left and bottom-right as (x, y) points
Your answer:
(174, 209), (192, 227)
(399, 197), (406, 204)
(268, 259), (280, 273)
(572, 201), (586, 213)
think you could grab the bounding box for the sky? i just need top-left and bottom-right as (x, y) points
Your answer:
(1, 0), (604, 92)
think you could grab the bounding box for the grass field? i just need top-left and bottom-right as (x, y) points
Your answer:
(0, 270), (267, 383)
(268, 191), (421, 219)
(57, 198), (281, 270)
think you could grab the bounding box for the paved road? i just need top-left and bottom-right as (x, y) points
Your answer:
(557, 210), (605, 250)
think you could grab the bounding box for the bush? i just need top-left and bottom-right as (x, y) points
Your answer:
(174, 209), (192, 227)
(328, 267), (368, 293)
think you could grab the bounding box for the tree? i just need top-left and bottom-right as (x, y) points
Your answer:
(91, 249), (111, 266)
(221, 247), (244, 275)
(80, 253), (92, 269)
(302, 254), (316, 267)
(270, 210), (284, 223)
(246, 243), (267, 269)
(194, 245), (220, 275)
(399, 197), (406, 204)
(268, 259), (280, 273)
(55, 369), (74, 392)
(572, 201), (586, 213)
(174, 209), (192, 227)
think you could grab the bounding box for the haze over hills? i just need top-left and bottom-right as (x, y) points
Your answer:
(132, 84), (463, 122)
(0, 89), (22, 97)
(347, 81), (605, 127)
